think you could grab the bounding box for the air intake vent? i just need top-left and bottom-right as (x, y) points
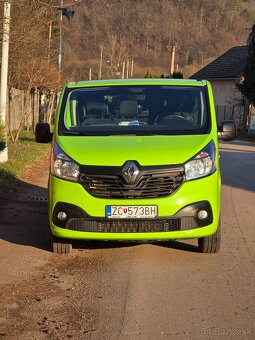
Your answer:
(66, 217), (198, 233)
(80, 166), (184, 199)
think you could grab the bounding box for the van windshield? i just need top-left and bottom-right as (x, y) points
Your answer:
(60, 85), (210, 136)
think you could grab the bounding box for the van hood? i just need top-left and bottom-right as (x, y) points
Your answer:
(56, 135), (214, 166)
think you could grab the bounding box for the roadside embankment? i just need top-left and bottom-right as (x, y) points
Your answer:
(0, 131), (50, 191)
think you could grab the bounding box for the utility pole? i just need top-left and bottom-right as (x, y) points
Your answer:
(126, 59), (129, 79)
(58, 0), (63, 71)
(98, 44), (103, 80)
(122, 61), (125, 79)
(0, 1), (11, 163)
(48, 21), (52, 63)
(130, 59), (134, 78)
(58, 0), (76, 72)
(170, 46), (176, 77)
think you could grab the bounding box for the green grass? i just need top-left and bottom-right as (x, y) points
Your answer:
(0, 131), (51, 190)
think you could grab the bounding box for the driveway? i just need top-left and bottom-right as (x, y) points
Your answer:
(0, 141), (255, 339)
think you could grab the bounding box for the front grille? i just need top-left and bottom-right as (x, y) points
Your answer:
(65, 217), (198, 233)
(80, 168), (184, 199)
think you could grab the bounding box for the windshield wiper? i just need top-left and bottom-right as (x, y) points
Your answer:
(62, 130), (102, 136)
(62, 130), (80, 135)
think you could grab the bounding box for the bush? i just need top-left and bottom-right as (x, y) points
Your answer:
(173, 71), (183, 79)
(145, 72), (165, 78)
(144, 71), (153, 78)
(0, 123), (6, 152)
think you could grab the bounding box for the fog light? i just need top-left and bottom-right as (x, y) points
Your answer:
(57, 211), (67, 221)
(198, 210), (208, 220)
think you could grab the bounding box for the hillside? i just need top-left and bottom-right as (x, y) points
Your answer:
(62, 0), (255, 80)
(1, 0), (255, 91)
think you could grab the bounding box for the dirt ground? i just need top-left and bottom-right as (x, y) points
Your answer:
(1, 141), (255, 340)
(0, 156), (102, 339)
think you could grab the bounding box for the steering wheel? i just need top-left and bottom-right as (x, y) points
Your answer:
(166, 114), (187, 120)
(154, 113), (190, 124)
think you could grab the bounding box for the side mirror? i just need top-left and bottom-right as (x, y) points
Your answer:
(35, 123), (52, 143)
(218, 120), (236, 141)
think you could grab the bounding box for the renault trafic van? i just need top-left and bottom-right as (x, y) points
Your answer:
(36, 79), (236, 254)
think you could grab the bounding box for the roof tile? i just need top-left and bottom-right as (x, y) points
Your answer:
(190, 46), (248, 80)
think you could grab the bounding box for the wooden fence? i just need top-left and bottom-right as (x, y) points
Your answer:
(7, 87), (56, 132)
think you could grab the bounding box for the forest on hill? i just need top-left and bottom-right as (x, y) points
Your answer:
(1, 0), (255, 90)
(63, 0), (255, 80)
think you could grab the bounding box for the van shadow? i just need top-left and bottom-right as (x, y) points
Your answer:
(0, 140), (254, 253)
(73, 239), (200, 253)
(0, 172), (199, 253)
(0, 170), (52, 252)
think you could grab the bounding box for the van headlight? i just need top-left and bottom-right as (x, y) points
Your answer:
(184, 140), (216, 181)
(51, 143), (80, 182)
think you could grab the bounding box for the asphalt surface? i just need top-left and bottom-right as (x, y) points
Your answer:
(0, 140), (255, 340)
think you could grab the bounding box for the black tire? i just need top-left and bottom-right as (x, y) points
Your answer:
(52, 238), (72, 254)
(198, 223), (221, 254)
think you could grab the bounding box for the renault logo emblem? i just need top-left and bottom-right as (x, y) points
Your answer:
(122, 161), (139, 184)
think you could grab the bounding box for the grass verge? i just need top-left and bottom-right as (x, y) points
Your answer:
(0, 131), (51, 191)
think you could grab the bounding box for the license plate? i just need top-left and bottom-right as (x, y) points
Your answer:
(106, 205), (158, 218)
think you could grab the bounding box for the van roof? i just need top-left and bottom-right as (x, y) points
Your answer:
(66, 78), (207, 88)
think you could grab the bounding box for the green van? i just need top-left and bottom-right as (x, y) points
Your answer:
(36, 78), (236, 254)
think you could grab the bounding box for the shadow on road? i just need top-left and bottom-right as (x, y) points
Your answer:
(219, 140), (255, 193)
(0, 174), (52, 252)
(73, 239), (200, 253)
(0, 174), (200, 254)
(0, 140), (254, 253)
(154, 240), (200, 253)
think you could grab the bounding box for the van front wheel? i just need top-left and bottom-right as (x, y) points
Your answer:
(198, 223), (221, 253)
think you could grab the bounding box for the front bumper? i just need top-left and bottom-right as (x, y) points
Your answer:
(49, 171), (220, 241)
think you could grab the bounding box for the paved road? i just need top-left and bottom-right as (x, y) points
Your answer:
(0, 141), (255, 339)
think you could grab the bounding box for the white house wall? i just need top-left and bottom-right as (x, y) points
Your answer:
(210, 80), (243, 125)
(210, 80), (241, 107)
